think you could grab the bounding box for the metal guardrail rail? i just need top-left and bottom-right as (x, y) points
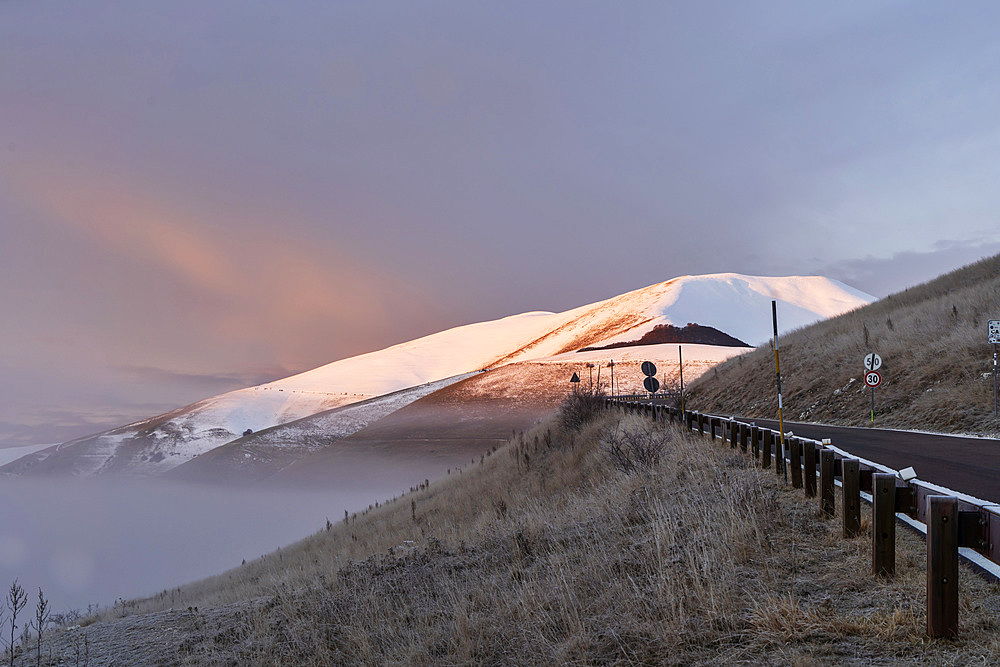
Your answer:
(608, 397), (1000, 638)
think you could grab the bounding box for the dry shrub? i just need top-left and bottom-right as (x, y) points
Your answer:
(603, 423), (669, 472)
(556, 389), (606, 432)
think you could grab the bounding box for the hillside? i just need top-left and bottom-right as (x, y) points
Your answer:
(688, 254), (1000, 435)
(38, 399), (1000, 664)
(2, 273), (870, 479)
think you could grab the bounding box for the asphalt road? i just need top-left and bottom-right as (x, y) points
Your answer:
(742, 418), (1000, 504)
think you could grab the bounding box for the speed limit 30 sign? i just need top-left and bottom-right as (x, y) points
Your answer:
(865, 371), (882, 388)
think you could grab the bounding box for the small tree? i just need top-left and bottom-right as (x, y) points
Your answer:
(34, 588), (49, 667)
(6, 580), (26, 667)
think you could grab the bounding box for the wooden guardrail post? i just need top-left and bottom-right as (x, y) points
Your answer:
(842, 459), (861, 537)
(790, 437), (802, 488)
(750, 426), (759, 458)
(803, 441), (817, 497)
(820, 449), (835, 517)
(761, 429), (772, 469)
(729, 420), (738, 449)
(709, 417), (717, 440)
(927, 496), (959, 638)
(872, 473), (896, 577)
(697, 413), (705, 435)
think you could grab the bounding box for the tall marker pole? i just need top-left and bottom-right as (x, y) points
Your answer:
(772, 301), (787, 483)
(678, 345), (685, 414)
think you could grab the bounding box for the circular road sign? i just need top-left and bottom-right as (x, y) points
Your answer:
(641, 361), (657, 377)
(643, 376), (660, 393)
(865, 371), (882, 388)
(863, 353), (883, 371)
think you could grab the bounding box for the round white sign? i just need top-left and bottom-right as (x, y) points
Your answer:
(863, 353), (882, 371)
(865, 371), (882, 388)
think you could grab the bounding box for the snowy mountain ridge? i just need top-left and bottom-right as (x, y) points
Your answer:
(2, 273), (873, 478)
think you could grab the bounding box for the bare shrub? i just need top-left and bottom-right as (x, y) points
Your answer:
(603, 423), (669, 473)
(556, 390), (606, 432)
(6, 580), (26, 667)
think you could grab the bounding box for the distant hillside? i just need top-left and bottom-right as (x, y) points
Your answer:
(688, 254), (1000, 435)
(579, 322), (750, 351)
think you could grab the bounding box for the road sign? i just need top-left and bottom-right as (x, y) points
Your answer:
(570, 372), (580, 383)
(865, 371), (882, 388)
(643, 376), (660, 393)
(989, 320), (1000, 344)
(863, 353), (882, 371)
(641, 361), (657, 377)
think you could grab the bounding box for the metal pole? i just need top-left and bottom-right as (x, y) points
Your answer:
(994, 343), (997, 418)
(772, 301), (787, 483)
(678, 345), (685, 414)
(871, 387), (875, 424)
(610, 360), (615, 398)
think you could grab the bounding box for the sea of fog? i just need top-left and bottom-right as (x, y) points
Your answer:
(0, 476), (380, 613)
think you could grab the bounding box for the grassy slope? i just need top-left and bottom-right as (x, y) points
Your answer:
(689, 254), (1000, 435)
(65, 399), (1000, 665)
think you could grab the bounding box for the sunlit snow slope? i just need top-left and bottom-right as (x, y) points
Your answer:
(2, 273), (872, 477)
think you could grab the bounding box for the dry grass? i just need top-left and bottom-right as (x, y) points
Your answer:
(91, 401), (1000, 665)
(689, 253), (1000, 435)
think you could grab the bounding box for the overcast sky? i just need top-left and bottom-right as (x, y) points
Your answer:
(3, 1), (1000, 447)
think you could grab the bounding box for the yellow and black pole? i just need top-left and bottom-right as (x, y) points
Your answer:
(772, 300), (787, 484)
(678, 345), (685, 414)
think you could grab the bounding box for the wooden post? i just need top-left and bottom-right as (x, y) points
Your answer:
(730, 420), (738, 449)
(842, 459), (861, 537)
(790, 438), (802, 489)
(750, 426), (759, 459)
(927, 496), (959, 638)
(820, 449), (835, 517)
(804, 441), (817, 497)
(709, 417), (717, 440)
(761, 429), (772, 469)
(697, 413), (705, 436)
(872, 473), (896, 577)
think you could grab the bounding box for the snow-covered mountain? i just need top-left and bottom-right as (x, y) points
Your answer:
(2, 273), (872, 478)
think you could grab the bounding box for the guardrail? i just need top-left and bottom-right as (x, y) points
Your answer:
(607, 397), (1000, 639)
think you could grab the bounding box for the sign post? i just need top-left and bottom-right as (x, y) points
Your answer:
(569, 372), (581, 393)
(772, 301), (787, 482)
(863, 353), (883, 424)
(989, 321), (1000, 417)
(865, 369), (882, 423)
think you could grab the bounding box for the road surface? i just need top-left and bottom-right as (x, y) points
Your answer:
(742, 418), (1000, 504)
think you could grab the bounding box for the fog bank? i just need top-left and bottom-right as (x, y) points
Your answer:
(0, 477), (378, 613)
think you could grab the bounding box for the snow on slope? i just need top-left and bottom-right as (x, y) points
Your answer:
(3, 273), (872, 477)
(262, 273), (870, 397)
(165, 374), (476, 484)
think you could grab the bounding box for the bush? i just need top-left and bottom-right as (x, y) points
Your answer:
(556, 390), (606, 432)
(604, 424), (670, 473)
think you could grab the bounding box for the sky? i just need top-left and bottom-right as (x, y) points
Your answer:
(3, 0), (1000, 447)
